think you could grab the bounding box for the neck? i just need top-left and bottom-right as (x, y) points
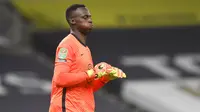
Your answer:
(70, 29), (87, 45)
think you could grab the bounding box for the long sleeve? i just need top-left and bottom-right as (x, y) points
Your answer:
(92, 76), (110, 92)
(53, 63), (89, 87)
(53, 45), (91, 87)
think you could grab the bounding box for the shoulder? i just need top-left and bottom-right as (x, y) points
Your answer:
(59, 35), (73, 46)
(57, 34), (78, 53)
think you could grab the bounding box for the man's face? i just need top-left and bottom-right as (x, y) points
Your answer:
(71, 7), (93, 33)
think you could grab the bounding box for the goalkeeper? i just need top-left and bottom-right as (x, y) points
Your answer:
(49, 4), (126, 112)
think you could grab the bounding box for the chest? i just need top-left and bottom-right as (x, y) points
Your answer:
(75, 47), (93, 70)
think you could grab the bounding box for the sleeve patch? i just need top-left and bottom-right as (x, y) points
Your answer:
(58, 48), (68, 60)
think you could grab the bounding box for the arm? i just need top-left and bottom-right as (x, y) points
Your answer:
(53, 63), (90, 87)
(92, 76), (110, 92)
(53, 45), (95, 87)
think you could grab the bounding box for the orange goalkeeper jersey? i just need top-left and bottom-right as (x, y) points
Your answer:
(49, 34), (109, 112)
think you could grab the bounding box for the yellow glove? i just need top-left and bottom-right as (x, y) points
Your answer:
(107, 67), (127, 80)
(94, 62), (112, 78)
(86, 69), (96, 78)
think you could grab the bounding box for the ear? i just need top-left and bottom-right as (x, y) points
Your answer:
(69, 18), (76, 25)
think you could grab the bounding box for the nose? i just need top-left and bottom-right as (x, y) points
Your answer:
(88, 20), (92, 24)
(88, 19), (92, 23)
(88, 18), (92, 23)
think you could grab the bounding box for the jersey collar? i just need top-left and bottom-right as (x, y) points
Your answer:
(71, 33), (87, 47)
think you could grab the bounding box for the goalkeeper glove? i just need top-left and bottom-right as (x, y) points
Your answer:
(106, 67), (126, 80)
(85, 69), (97, 82)
(94, 62), (112, 78)
(86, 62), (112, 78)
(86, 69), (96, 78)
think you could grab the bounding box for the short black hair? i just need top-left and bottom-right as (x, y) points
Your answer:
(65, 4), (86, 23)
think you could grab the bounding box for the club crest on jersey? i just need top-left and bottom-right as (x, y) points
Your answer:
(58, 48), (68, 60)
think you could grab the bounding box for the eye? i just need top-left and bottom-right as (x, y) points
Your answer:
(83, 15), (89, 19)
(82, 15), (91, 19)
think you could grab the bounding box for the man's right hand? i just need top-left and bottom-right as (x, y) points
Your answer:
(86, 62), (111, 79)
(94, 62), (112, 78)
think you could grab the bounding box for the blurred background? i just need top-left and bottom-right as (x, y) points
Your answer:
(0, 0), (200, 112)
